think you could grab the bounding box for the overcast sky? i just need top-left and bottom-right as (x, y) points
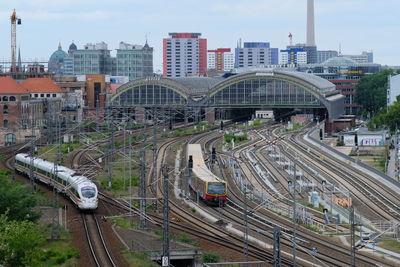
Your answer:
(0, 0), (399, 71)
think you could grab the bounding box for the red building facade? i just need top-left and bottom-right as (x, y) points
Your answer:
(163, 33), (207, 77)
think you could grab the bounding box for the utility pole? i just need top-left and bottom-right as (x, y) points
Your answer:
(51, 116), (61, 239)
(243, 189), (249, 264)
(273, 226), (281, 267)
(108, 106), (115, 189)
(96, 97), (99, 132)
(162, 165), (170, 267)
(291, 162), (297, 266)
(29, 109), (36, 194)
(128, 129), (134, 224)
(350, 206), (356, 267)
(139, 147), (147, 229)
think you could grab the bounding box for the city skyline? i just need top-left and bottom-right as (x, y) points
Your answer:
(0, 0), (399, 72)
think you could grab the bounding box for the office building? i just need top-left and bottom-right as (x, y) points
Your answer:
(343, 51), (374, 63)
(300, 56), (381, 114)
(280, 48), (307, 65)
(317, 50), (338, 63)
(72, 42), (112, 75)
(49, 41), (153, 80)
(388, 74), (400, 106)
(235, 42), (278, 68)
(287, 44), (317, 64)
(207, 48), (234, 72)
(163, 33), (207, 77)
(116, 41), (153, 80)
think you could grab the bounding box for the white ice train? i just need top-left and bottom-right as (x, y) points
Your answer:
(15, 153), (98, 210)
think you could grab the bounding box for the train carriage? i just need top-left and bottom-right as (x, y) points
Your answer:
(14, 153), (98, 210)
(187, 144), (227, 205)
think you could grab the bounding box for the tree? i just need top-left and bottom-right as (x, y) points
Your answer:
(0, 170), (40, 222)
(369, 100), (400, 131)
(355, 69), (394, 117)
(0, 214), (45, 266)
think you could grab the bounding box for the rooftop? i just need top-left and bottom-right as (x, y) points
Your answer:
(22, 78), (63, 93)
(0, 77), (28, 94)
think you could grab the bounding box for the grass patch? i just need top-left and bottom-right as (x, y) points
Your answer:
(174, 233), (198, 246)
(379, 240), (400, 254)
(111, 217), (139, 229)
(123, 250), (158, 267)
(303, 224), (323, 234)
(100, 174), (139, 192)
(284, 123), (303, 132)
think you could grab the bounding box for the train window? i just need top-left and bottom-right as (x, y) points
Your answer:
(81, 186), (96, 198)
(207, 182), (226, 195)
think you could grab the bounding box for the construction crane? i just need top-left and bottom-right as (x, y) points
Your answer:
(11, 9), (21, 72)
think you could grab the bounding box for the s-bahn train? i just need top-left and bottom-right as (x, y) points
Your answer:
(15, 153), (98, 210)
(187, 144), (227, 205)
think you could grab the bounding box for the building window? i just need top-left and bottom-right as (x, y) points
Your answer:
(34, 94), (38, 98)
(5, 133), (16, 145)
(53, 94), (56, 97)
(3, 120), (8, 128)
(9, 96), (16, 101)
(46, 94), (50, 97)
(3, 105), (8, 114)
(2, 96), (8, 101)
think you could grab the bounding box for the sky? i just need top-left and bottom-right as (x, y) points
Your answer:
(0, 0), (399, 72)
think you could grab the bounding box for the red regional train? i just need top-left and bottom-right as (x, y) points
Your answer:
(187, 144), (227, 205)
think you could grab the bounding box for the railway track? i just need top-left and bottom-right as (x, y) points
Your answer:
(200, 125), (395, 266)
(281, 126), (400, 221)
(82, 212), (117, 267)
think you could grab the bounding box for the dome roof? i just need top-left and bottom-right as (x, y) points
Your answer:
(322, 56), (358, 66)
(49, 44), (68, 63)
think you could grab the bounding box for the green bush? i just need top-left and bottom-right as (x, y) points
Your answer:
(224, 133), (248, 143)
(202, 251), (220, 263)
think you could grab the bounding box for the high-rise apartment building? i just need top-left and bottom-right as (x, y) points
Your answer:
(207, 48), (234, 72)
(116, 41), (153, 80)
(163, 33), (207, 77)
(280, 48), (307, 65)
(235, 42), (278, 68)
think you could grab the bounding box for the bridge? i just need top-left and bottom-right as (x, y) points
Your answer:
(110, 69), (344, 122)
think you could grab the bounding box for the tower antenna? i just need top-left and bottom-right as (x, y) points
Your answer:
(306, 0), (316, 46)
(289, 32), (293, 46)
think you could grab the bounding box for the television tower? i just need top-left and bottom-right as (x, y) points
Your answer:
(11, 9), (21, 72)
(306, 0), (316, 46)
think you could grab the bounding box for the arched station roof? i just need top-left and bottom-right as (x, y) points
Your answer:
(110, 69), (344, 119)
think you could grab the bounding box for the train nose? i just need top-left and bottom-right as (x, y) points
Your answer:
(83, 198), (98, 209)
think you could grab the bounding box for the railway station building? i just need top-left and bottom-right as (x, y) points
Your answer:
(109, 69), (345, 128)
